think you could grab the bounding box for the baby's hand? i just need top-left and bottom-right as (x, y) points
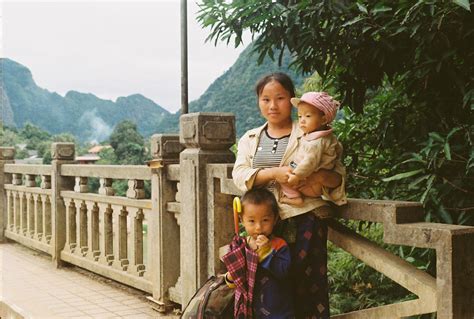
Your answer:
(256, 235), (270, 249)
(287, 173), (301, 187)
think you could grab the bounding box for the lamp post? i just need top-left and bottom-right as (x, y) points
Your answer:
(180, 0), (188, 115)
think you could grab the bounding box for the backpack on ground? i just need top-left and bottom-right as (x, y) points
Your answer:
(180, 275), (234, 319)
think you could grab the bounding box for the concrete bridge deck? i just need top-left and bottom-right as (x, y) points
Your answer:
(0, 243), (179, 318)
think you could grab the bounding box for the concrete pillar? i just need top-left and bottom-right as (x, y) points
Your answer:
(0, 147), (15, 242)
(149, 134), (183, 306)
(437, 230), (474, 318)
(179, 112), (235, 305)
(50, 143), (75, 267)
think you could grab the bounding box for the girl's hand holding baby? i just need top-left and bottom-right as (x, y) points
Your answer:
(270, 166), (293, 184)
(286, 172), (301, 187)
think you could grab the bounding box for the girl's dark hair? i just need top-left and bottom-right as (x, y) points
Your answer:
(255, 72), (296, 98)
(241, 188), (279, 218)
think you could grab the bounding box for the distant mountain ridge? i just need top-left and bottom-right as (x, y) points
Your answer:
(189, 45), (304, 136)
(1, 58), (170, 141)
(1, 45), (303, 141)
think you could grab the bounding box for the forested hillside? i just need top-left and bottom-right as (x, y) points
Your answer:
(1, 58), (170, 141)
(189, 44), (304, 136)
(1, 44), (302, 140)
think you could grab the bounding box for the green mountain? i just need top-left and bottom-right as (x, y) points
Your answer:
(1, 58), (170, 141)
(189, 45), (304, 137)
(1, 45), (303, 141)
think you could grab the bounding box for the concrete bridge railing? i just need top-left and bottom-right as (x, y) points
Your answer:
(1, 112), (473, 318)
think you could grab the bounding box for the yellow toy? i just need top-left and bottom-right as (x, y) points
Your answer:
(233, 197), (241, 235)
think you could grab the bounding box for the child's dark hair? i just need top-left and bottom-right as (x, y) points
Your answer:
(241, 188), (279, 218)
(255, 72), (296, 98)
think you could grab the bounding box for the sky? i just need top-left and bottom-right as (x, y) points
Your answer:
(0, 0), (250, 113)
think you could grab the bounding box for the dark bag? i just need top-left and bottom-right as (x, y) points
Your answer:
(181, 275), (234, 319)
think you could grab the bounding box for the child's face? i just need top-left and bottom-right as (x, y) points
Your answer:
(241, 202), (277, 239)
(297, 102), (326, 134)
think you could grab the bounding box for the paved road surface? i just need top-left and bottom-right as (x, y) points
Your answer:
(0, 243), (180, 318)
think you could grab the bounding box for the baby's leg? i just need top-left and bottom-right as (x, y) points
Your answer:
(314, 169), (342, 188)
(279, 183), (304, 206)
(298, 182), (323, 198)
(299, 169), (342, 197)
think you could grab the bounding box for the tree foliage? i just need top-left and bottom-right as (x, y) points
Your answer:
(109, 120), (146, 165)
(199, 0), (473, 314)
(198, 0), (472, 115)
(198, 0), (474, 224)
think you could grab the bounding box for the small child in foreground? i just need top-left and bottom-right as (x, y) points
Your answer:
(225, 188), (294, 318)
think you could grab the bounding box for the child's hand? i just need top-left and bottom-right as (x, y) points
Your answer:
(248, 237), (258, 251)
(256, 235), (270, 249)
(287, 173), (301, 187)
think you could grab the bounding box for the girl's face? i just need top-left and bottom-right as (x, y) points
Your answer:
(258, 81), (293, 127)
(241, 202), (277, 239)
(297, 102), (326, 133)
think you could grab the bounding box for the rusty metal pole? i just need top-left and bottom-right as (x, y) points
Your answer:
(180, 0), (188, 115)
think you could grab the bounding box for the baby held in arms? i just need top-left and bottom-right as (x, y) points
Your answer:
(280, 91), (344, 206)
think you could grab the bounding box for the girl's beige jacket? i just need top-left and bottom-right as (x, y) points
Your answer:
(232, 122), (347, 220)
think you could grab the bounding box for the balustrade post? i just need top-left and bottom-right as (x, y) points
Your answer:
(0, 147), (15, 242)
(179, 113), (235, 305)
(51, 143), (75, 267)
(149, 134), (183, 306)
(437, 231), (474, 318)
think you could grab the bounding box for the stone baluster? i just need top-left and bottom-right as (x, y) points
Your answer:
(40, 175), (51, 189)
(98, 203), (114, 266)
(33, 194), (43, 241)
(41, 194), (52, 244)
(74, 177), (88, 193)
(175, 182), (181, 202)
(51, 143), (75, 266)
(63, 198), (77, 253)
(0, 147), (15, 241)
(98, 178), (115, 196)
(148, 134), (183, 304)
(126, 180), (145, 199)
(76, 201), (88, 256)
(19, 192), (27, 235)
(112, 205), (129, 271)
(6, 190), (13, 231)
(12, 192), (18, 233)
(39, 194), (46, 242)
(127, 207), (145, 277)
(179, 113), (235, 305)
(12, 173), (23, 185)
(85, 201), (100, 261)
(25, 174), (36, 187)
(26, 193), (35, 237)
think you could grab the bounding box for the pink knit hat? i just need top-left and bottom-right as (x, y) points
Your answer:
(291, 92), (340, 124)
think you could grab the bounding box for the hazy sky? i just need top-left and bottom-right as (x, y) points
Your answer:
(1, 1), (250, 113)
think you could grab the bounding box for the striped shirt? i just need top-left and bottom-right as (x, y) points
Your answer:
(252, 129), (290, 170)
